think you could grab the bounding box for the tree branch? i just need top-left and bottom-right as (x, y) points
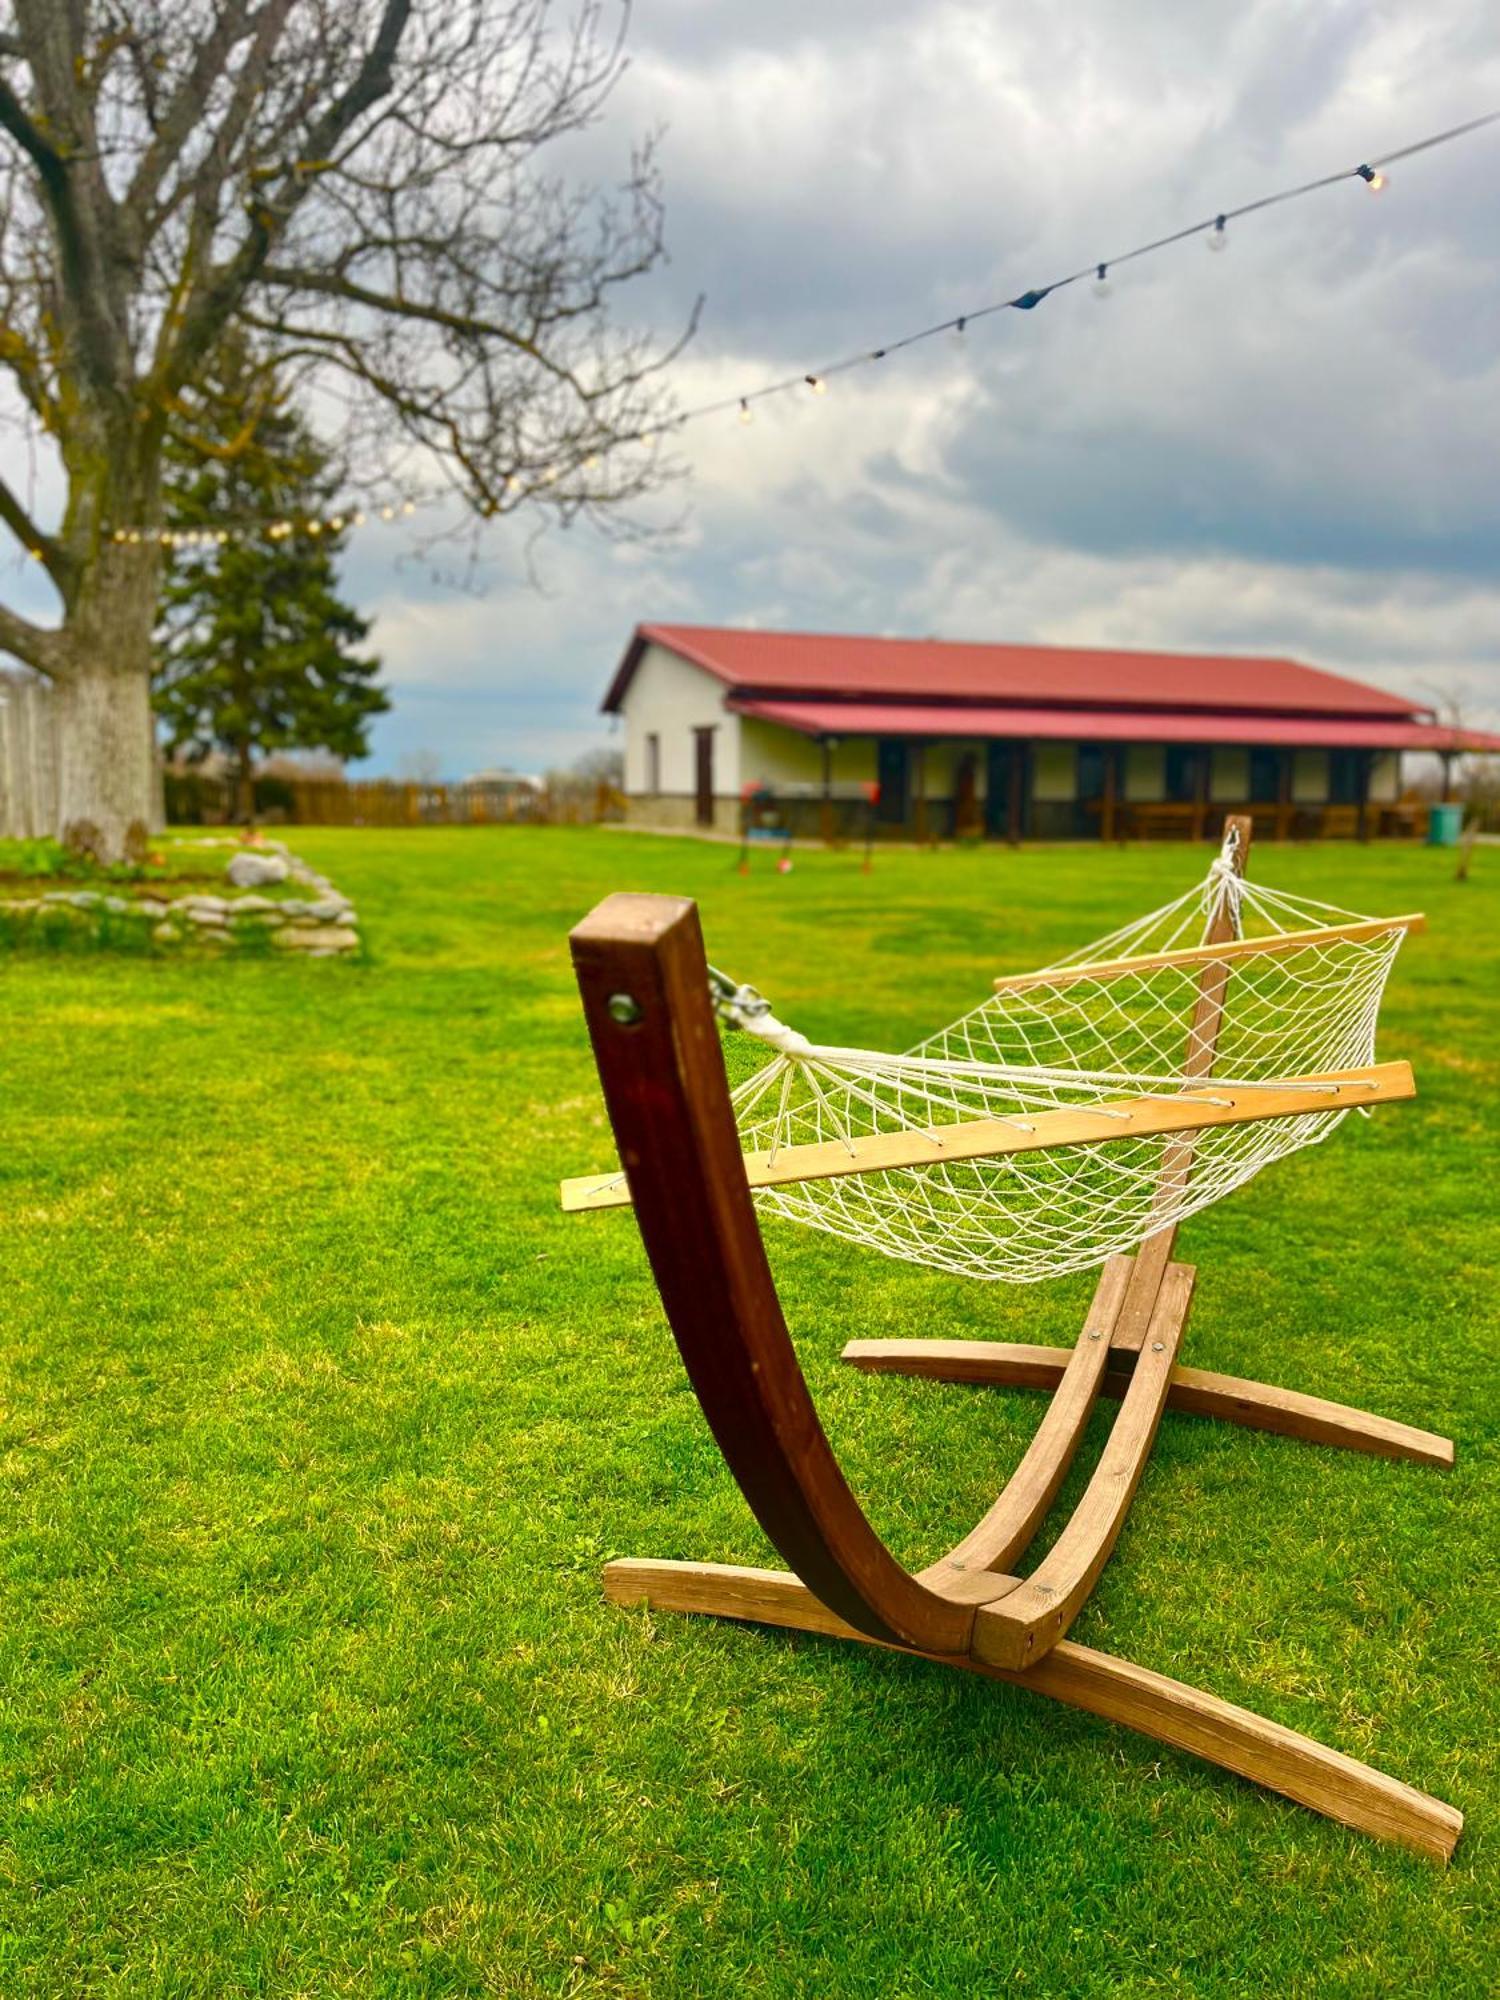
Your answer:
(160, 0), (413, 397)
(0, 22), (129, 400)
(121, 0), (258, 249)
(0, 595), (61, 676)
(257, 262), (600, 395)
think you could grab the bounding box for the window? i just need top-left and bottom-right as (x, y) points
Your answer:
(645, 731), (660, 794)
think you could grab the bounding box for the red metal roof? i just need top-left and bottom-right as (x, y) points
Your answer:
(729, 697), (1500, 754)
(605, 622), (1428, 720)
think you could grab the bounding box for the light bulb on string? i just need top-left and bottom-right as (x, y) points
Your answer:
(1356, 163), (1387, 193)
(1206, 214), (1228, 251)
(805, 374), (827, 395)
(949, 316), (967, 347)
(1092, 263), (1111, 298)
(401, 499), (417, 516)
(738, 398), (753, 424)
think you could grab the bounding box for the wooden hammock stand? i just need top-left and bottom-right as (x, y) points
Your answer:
(566, 818), (1460, 1860)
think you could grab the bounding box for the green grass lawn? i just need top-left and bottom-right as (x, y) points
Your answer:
(1, 827), (1496, 1997)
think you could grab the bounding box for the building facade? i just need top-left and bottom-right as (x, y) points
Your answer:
(603, 625), (1499, 841)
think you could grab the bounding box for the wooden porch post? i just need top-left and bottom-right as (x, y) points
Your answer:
(820, 737), (835, 846)
(1102, 747), (1118, 844)
(913, 743), (928, 845)
(1191, 747), (1208, 843)
(1276, 749), (1292, 842)
(1357, 751), (1372, 843)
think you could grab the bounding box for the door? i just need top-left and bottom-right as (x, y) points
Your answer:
(1076, 743), (1107, 838)
(875, 739), (909, 826)
(984, 742), (1011, 837)
(693, 726), (715, 827)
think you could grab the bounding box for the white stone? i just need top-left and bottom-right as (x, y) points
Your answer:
(271, 924), (359, 952)
(226, 850), (290, 888)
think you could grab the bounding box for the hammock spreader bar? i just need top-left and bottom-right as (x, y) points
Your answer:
(989, 913), (1426, 993)
(558, 1059), (1414, 1213)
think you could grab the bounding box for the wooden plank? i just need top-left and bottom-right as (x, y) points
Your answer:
(990, 913), (1425, 995)
(603, 1559), (1461, 1862)
(838, 1339), (1455, 1469)
(971, 1262), (1197, 1671)
(560, 1061), (1415, 1212)
(570, 892), (974, 1657)
(918, 1256), (1134, 1596)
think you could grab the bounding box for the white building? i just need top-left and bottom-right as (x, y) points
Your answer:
(601, 623), (1486, 841)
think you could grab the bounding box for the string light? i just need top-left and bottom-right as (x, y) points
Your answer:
(86, 110), (1497, 548)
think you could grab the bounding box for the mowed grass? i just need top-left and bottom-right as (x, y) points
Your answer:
(0, 826), (1496, 1998)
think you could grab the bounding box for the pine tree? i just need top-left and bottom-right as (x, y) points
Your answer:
(155, 345), (388, 820)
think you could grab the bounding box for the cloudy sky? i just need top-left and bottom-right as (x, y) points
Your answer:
(6, 2), (1499, 776)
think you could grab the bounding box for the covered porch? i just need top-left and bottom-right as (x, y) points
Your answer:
(729, 696), (1486, 842)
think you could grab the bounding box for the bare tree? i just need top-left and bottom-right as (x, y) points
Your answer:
(396, 746), (444, 785)
(0, 1), (691, 858)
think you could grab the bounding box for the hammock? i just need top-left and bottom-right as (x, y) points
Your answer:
(563, 832), (1420, 1286)
(562, 818), (1457, 1860)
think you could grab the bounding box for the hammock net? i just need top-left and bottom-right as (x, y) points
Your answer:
(724, 843), (1410, 1285)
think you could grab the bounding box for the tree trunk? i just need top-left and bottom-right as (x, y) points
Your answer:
(52, 544), (160, 864)
(235, 743), (255, 825)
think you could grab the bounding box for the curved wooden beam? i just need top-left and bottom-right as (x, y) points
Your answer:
(570, 893), (975, 1657)
(840, 1338), (1455, 1468)
(917, 1256), (1132, 1601)
(971, 1262), (1197, 1670)
(603, 1560), (1461, 1863)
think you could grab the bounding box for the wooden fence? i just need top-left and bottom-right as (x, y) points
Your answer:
(0, 669), (58, 840)
(164, 771), (625, 828)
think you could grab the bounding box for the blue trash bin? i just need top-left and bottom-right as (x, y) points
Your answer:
(1427, 801), (1464, 847)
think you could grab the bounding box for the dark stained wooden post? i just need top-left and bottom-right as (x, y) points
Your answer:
(1102, 747), (1118, 844)
(1357, 751), (1372, 843)
(912, 743), (928, 845)
(570, 894), (975, 1656)
(819, 737), (835, 845)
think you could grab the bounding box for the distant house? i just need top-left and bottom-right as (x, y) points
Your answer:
(602, 623), (1500, 840)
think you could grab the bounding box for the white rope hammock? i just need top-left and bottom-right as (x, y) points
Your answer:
(715, 842), (1413, 1285)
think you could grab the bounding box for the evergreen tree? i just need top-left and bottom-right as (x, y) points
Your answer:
(155, 345), (388, 819)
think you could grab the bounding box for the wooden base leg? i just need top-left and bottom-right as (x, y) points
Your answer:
(842, 1340), (1455, 1469)
(604, 1558), (1462, 1863)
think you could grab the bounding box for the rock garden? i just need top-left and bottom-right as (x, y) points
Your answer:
(0, 832), (360, 956)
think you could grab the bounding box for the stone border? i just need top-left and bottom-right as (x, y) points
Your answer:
(0, 837), (360, 957)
